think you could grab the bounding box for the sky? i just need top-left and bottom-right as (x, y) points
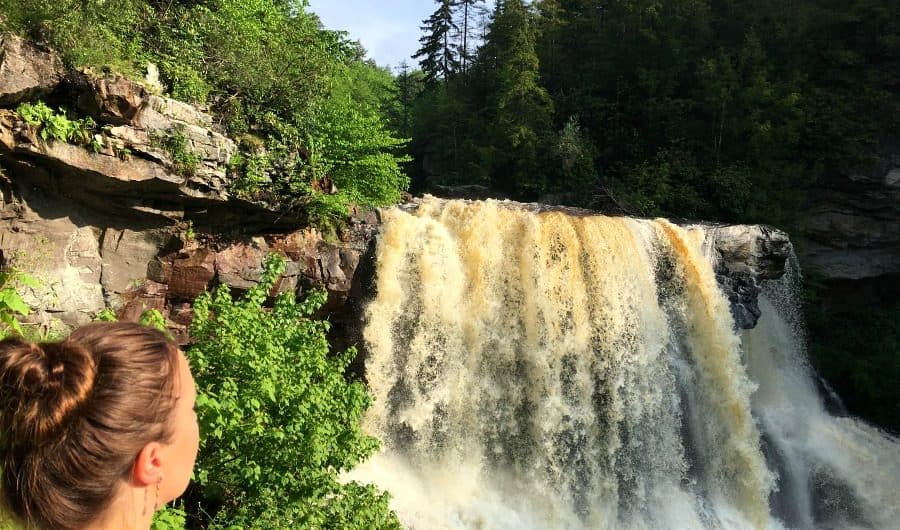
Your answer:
(305, 0), (433, 70)
(306, 1), (494, 71)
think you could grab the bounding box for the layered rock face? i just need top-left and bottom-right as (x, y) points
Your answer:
(802, 155), (900, 280)
(0, 35), (377, 339)
(0, 34), (791, 339)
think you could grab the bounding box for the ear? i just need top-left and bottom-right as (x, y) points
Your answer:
(132, 442), (164, 487)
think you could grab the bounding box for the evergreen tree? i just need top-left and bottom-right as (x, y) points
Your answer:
(453, 0), (488, 76)
(414, 0), (460, 84)
(391, 61), (425, 137)
(480, 0), (554, 196)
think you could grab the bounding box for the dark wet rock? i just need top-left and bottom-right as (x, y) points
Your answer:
(801, 158), (900, 280)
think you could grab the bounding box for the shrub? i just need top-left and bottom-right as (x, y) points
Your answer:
(16, 101), (95, 145)
(187, 254), (400, 529)
(0, 268), (39, 338)
(158, 127), (202, 176)
(297, 94), (411, 214)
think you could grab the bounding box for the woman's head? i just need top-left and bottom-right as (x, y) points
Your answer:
(0, 322), (199, 530)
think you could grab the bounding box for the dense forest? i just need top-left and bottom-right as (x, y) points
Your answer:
(0, 0), (897, 527)
(405, 0), (897, 225)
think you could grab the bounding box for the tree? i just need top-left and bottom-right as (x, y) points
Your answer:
(391, 61), (425, 137)
(454, 0), (488, 76)
(480, 0), (554, 196)
(414, 0), (460, 84)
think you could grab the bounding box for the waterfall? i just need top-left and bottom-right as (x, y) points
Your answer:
(348, 197), (899, 530)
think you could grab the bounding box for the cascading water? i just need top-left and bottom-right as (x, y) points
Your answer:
(348, 197), (899, 530)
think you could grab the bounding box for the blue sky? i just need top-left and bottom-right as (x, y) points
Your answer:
(306, 1), (433, 70)
(306, 1), (494, 71)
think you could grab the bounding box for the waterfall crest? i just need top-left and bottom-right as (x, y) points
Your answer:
(350, 197), (899, 530)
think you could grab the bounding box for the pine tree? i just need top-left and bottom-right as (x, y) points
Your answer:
(392, 61), (424, 137)
(453, 0), (488, 76)
(414, 0), (460, 84)
(480, 0), (554, 195)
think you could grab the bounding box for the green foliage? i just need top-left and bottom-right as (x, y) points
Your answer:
(227, 151), (273, 199)
(0, 0), (149, 77)
(0, 508), (24, 530)
(158, 127), (202, 176)
(93, 308), (118, 322)
(0, 269), (39, 338)
(88, 134), (104, 153)
(298, 94), (411, 222)
(116, 146), (133, 160)
(404, 0), (897, 228)
(16, 101), (95, 145)
(481, 0), (553, 196)
(806, 280), (900, 433)
(389, 61), (425, 138)
(138, 308), (169, 334)
(4, 0), (411, 229)
(151, 505), (187, 530)
(551, 115), (596, 196)
(414, 0), (460, 84)
(187, 254), (400, 529)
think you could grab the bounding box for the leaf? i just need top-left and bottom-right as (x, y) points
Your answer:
(0, 290), (30, 316)
(17, 273), (41, 289)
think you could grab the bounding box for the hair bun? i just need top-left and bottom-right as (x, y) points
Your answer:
(0, 337), (97, 447)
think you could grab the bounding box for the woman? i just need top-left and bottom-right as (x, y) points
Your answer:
(0, 322), (200, 530)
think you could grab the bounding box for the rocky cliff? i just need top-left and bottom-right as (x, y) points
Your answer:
(802, 152), (900, 281)
(0, 34), (791, 340)
(0, 34), (379, 341)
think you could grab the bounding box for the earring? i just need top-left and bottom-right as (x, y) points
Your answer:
(154, 477), (162, 512)
(142, 486), (149, 516)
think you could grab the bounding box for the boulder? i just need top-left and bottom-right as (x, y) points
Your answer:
(710, 224), (791, 280)
(0, 34), (64, 106)
(705, 223), (792, 329)
(75, 73), (148, 125)
(165, 249), (217, 301)
(118, 280), (168, 322)
(99, 228), (171, 305)
(0, 201), (106, 327)
(215, 239), (269, 290)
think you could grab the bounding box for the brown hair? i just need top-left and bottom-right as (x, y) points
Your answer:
(0, 322), (180, 530)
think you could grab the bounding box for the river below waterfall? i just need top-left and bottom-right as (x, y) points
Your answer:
(347, 197), (899, 530)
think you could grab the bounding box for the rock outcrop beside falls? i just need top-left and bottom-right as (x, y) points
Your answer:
(0, 34), (789, 337)
(0, 34), (378, 340)
(707, 224), (791, 328)
(802, 154), (900, 280)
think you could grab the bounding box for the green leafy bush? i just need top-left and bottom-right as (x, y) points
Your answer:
(0, 268), (39, 338)
(16, 101), (95, 145)
(187, 254), (400, 529)
(305, 96), (411, 205)
(227, 151), (274, 199)
(151, 505), (187, 530)
(158, 127), (202, 176)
